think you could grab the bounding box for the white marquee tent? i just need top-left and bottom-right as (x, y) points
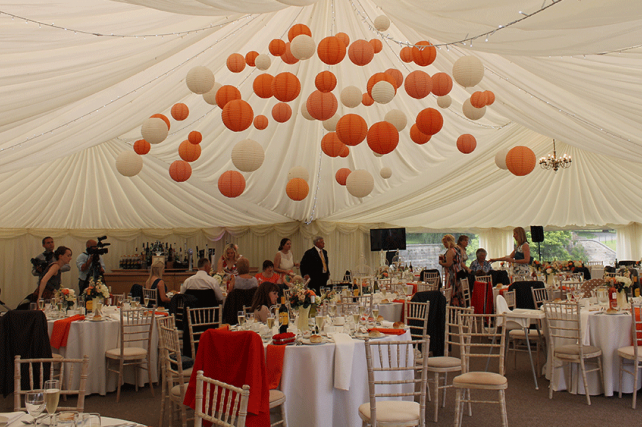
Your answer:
(1, 0), (642, 306)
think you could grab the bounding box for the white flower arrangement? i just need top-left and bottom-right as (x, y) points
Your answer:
(85, 277), (110, 299)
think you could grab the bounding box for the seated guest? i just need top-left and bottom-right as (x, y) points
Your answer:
(255, 260), (282, 285)
(250, 282), (279, 323)
(230, 258), (258, 291)
(146, 260), (171, 309)
(217, 243), (239, 275)
(470, 248), (494, 276)
(181, 258), (224, 303)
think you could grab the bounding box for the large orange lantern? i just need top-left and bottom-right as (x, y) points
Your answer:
(335, 32), (350, 47)
(315, 71), (337, 93)
(416, 108), (443, 136)
(169, 160), (192, 182)
(215, 85), (241, 109)
(288, 24), (311, 42)
(150, 114), (170, 130)
(369, 39), (383, 53)
(272, 102), (292, 123)
(321, 132), (344, 157)
(362, 93), (374, 106)
(400, 46), (413, 63)
(506, 146), (536, 176)
(269, 39), (286, 56)
(218, 170), (246, 198)
(253, 115), (268, 130)
(404, 70), (432, 99)
(410, 124), (431, 144)
(384, 69), (404, 88)
(133, 139), (150, 155)
(317, 36), (346, 65)
(336, 114), (368, 146)
(367, 73), (397, 98)
(188, 131), (202, 144)
(286, 178), (309, 201)
(178, 140), (201, 162)
(470, 91), (488, 108)
(280, 43), (299, 65)
(253, 74), (274, 99)
(412, 41), (437, 66)
(431, 72), (453, 96)
(348, 40), (375, 66)
(171, 103), (189, 121)
(335, 168), (352, 186)
(456, 134), (477, 154)
(227, 53), (246, 73)
(245, 51), (259, 66)
(271, 72), (301, 102)
(367, 121), (399, 155)
(306, 91), (338, 121)
(222, 99), (254, 132)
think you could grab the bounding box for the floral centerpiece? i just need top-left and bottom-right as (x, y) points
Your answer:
(542, 261), (562, 276)
(84, 277), (110, 300)
(609, 275), (633, 308)
(316, 288), (340, 305)
(288, 282), (316, 331)
(55, 288), (76, 310)
(376, 267), (390, 280)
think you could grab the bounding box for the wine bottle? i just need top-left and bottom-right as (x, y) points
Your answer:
(279, 296), (289, 334)
(609, 280), (618, 310)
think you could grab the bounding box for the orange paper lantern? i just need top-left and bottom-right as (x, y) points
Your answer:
(188, 131), (202, 144)
(506, 146), (536, 176)
(218, 170), (246, 198)
(169, 160), (192, 182)
(367, 72), (397, 98)
(288, 24), (312, 42)
(178, 140), (201, 162)
(335, 32), (350, 47)
(253, 74), (274, 99)
(400, 46), (413, 63)
(484, 91), (496, 106)
(367, 121), (399, 155)
(317, 36), (346, 65)
(253, 115), (268, 130)
(416, 108), (443, 136)
(336, 114), (368, 146)
(315, 71), (337, 93)
(227, 53), (246, 73)
(339, 145), (350, 157)
(384, 69), (404, 88)
(362, 93), (374, 106)
(412, 41), (437, 66)
(280, 43), (299, 65)
(215, 85), (241, 109)
(171, 103), (189, 121)
(410, 124), (431, 144)
(335, 168), (351, 185)
(286, 178), (309, 201)
(150, 114), (170, 130)
(348, 40), (375, 66)
(431, 72), (453, 96)
(306, 91), (338, 121)
(404, 70), (432, 99)
(272, 102), (293, 123)
(133, 139), (150, 155)
(470, 91), (488, 108)
(369, 39), (383, 53)
(221, 99), (254, 132)
(271, 72), (301, 102)
(456, 134), (477, 154)
(269, 39), (286, 56)
(321, 132), (344, 157)
(245, 51), (259, 67)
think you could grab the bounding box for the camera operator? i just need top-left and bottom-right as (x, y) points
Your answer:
(77, 239), (107, 294)
(32, 236), (70, 277)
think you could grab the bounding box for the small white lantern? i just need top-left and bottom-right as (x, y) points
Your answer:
(373, 15), (391, 32)
(231, 139), (264, 172)
(495, 148), (510, 170)
(380, 167), (392, 179)
(346, 169), (374, 198)
(384, 109), (407, 131)
(255, 54), (271, 71)
(116, 151), (143, 177)
(301, 103), (314, 121)
(371, 81), (395, 104)
(453, 56), (484, 88)
(290, 35), (316, 60)
(462, 99), (486, 120)
(322, 113), (341, 132)
(436, 95), (452, 109)
(203, 82), (222, 106)
(288, 166), (309, 182)
(141, 117), (168, 144)
(186, 66), (215, 94)
(340, 86), (362, 108)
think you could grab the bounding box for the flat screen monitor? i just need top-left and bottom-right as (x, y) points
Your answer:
(370, 228), (406, 251)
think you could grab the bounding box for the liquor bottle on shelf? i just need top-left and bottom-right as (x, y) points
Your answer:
(167, 244), (174, 263)
(278, 297), (289, 334)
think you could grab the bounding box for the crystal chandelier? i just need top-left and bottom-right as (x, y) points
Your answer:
(539, 139), (572, 172)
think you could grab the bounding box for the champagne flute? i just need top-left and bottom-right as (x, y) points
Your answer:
(237, 310), (246, 327)
(328, 304), (337, 317)
(25, 390), (45, 422)
(143, 296), (150, 308)
(38, 299), (45, 310)
(372, 304), (380, 320)
(315, 315), (324, 333)
(267, 314), (275, 329)
(44, 379), (60, 417)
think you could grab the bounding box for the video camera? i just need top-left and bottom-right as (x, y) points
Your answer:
(30, 257), (48, 270)
(87, 236), (110, 256)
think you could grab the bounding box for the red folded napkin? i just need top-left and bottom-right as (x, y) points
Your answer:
(393, 299), (406, 322)
(266, 344), (286, 389)
(367, 328), (406, 335)
(50, 314), (85, 349)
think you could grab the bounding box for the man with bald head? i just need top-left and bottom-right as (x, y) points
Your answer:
(76, 239), (106, 294)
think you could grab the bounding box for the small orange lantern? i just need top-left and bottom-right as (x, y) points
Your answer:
(369, 39), (383, 53)
(367, 121), (399, 155)
(288, 24), (312, 42)
(171, 103), (189, 121)
(384, 69), (404, 88)
(484, 91), (496, 105)
(400, 46), (413, 62)
(321, 132), (344, 157)
(416, 108), (443, 136)
(456, 134), (477, 154)
(317, 36), (346, 65)
(245, 51), (259, 67)
(222, 99), (254, 132)
(404, 70), (432, 99)
(306, 91), (338, 121)
(178, 140), (201, 162)
(218, 170), (246, 198)
(133, 139), (150, 155)
(286, 178), (309, 201)
(410, 124), (431, 144)
(348, 39), (375, 66)
(335, 32), (350, 47)
(336, 114), (368, 146)
(315, 71), (337, 93)
(431, 72), (453, 96)
(280, 43), (299, 65)
(253, 74), (274, 99)
(362, 93), (374, 106)
(227, 53), (246, 73)
(506, 146), (536, 176)
(150, 114), (170, 130)
(271, 72), (301, 102)
(335, 168), (352, 185)
(339, 145), (350, 157)
(470, 91), (488, 108)
(169, 160), (192, 182)
(269, 39), (286, 56)
(215, 85), (241, 109)
(253, 115), (268, 130)
(188, 131), (202, 144)
(412, 41), (437, 66)
(272, 102), (293, 123)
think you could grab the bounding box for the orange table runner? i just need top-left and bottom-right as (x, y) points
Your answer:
(393, 299), (406, 322)
(50, 314), (85, 349)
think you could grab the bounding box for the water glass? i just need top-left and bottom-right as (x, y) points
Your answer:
(25, 390), (45, 421)
(77, 413), (100, 427)
(53, 412), (78, 427)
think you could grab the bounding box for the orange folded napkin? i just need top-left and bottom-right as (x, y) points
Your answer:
(50, 314), (85, 349)
(155, 311), (169, 317)
(368, 328), (406, 335)
(266, 344), (286, 389)
(218, 324), (229, 331)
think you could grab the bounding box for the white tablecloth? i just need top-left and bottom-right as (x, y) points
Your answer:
(378, 302), (403, 322)
(279, 331), (412, 426)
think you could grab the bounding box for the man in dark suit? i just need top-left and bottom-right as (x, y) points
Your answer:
(300, 236), (329, 294)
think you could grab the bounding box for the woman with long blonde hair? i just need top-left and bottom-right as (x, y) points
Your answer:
(146, 260), (171, 308)
(490, 227), (532, 276)
(439, 234), (463, 306)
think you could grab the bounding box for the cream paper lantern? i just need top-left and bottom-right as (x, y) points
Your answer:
(287, 166), (309, 182)
(371, 81), (395, 104)
(186, 66), (215, 94)
(452, 56), (484, 88)
(384, 109), (407, 131)
(436, 95), (452, 109)
(116, 151), (143, 177)
(340, 86), (362, 108)
(380, 167), (392, 179)
(290, 35), (316, 60)
(346, 169), (374, 198)
(322, 113), (341, 132)
(462, 99), (486, 120)
(231, 139), (264, 172)
(495, 147), (510, 170)
(141, 117), (168, 144)
(300, 103), (314, 121)
(203, 82), (222, 106)
(374, 15), (391, 32)
(255, 54), (271, 71)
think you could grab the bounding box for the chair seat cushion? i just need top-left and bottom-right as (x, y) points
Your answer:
(427, 356), (461, 369)
(105, 347), (148, 359)
(618, 346), (642, 360)
(555, 345), (602, 358)
(358, 401), (420, 423)
(170, 383), (189, 398)
(509, 329), (541, 339)
(182, 367), (193, 378)
(453, 372), (507, 388)
(269, 389), (286, 407)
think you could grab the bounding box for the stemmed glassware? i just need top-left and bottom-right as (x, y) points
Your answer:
(237, 311), (246, 328)
(44, 379), (60, 420)
(25, 390), (45, 423)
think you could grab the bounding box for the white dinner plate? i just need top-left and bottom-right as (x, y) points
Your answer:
(88, 317), (106, 322)
(300, 338), (330, 345)
(353, 333), (387, 340)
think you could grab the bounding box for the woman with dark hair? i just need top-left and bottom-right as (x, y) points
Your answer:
(456, 235), (470, 274)
(274, 238), (299, 279)
(490, 227), (531, 276)
(255, 260), (282, 284)
(35, 246), (72, 301)
(250, 282), (280, 323)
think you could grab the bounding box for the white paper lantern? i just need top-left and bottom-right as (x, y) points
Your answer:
(300, 103), (314, 121)
(341, 86), (362, 108)
(452, 56), (484, 88)
(371, 81), (395, 104)
(116, 151), (143, 177)
(462, 99), (486, 120)
(374, 15), (391, 32)
(380, 167), (392, 179)
(436, 95), (452, 109)
(141, 117), (168, 144)
(346, 169), (374, 198)
(384, 109), (407, 131)
(322, 113), (341, 132)
(231, 139), (264, 172)
(495, 148), (510, 170)
(288, 166), (309, 182)
(290, 35), (316, 60)
(255, 54), (271, 71)
(203, 82), (222, 105)
(186, 66), (215, 94)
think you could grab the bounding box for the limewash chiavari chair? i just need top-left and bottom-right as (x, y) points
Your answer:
(617, 302), (642, 408)
(194, 370), (250, 427)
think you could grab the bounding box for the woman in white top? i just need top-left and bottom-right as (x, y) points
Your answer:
(274, 238), (299, 280)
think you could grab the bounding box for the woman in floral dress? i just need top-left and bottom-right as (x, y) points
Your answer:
(439, 234), (463, 306)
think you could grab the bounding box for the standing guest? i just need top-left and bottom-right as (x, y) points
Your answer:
(490, 227), (531, 277)
(470, 249), (494, 275)
(250, 282), (280, 323)
(230, 258), (258, 291)
(456, 235), (471, 274)
(35, 246), (72, 301)
(274, 238), (299, 279)
(146, 260), (171, 308)
(255, 260), (282, 285)
(439, 234), (463, 306)
(76, 239), (106, 295)
(300, 236), (329, 294)
(181, 258), (224, 303)
(217, 243), (239, 275)
(32, 236), (70, 277)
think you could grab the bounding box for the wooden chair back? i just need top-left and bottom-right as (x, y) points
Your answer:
(143, 288), (158, 309)
(543, 301), (584, 356)
(460, 277), (471, 308)
(194, 370), (250, 427)
(503, 290), (516, 310)
(459, 313), (507, 375)
(187, 306), (221, 358)
(476, 275), (492, 283)
(531, 288), (550, 308)
(405, 301), (430, 341)
(444, 305), (474, 358)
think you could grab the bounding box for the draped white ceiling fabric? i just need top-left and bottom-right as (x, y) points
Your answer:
(1, 0), (642, 231)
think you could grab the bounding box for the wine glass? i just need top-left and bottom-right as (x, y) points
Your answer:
(38, 299), (45, 310)
(25, 390), (45, 422)
(266, 313), (275, 330)
(315, 314), (324, 333)
(143, 295), (150, 308)
(237, 311), (246, 328)
(372, 304), (380, 321)
(44, 379), (60, 418)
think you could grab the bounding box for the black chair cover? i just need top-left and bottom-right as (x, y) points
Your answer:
(508, 281), (545, 309)
(221, 288), (258, 326)
(184, 289), (220, 308)
(491, 270), (510, 286)
(410, 291), (446, 357)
